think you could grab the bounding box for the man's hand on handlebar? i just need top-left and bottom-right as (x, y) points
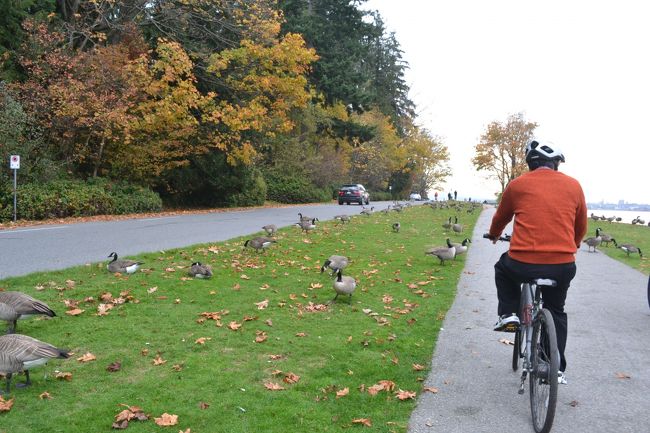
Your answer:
(483, 233), (511, 243)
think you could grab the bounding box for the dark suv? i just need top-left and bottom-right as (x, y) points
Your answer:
(338, 184), (370, 205)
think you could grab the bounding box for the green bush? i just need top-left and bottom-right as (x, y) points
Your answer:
(369, 191), (392, 201)
(226, 169), (267, 207)
(265, 171), (331, 204)
(0, 178), (162, 222)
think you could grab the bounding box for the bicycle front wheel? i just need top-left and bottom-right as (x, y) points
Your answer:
(529, 308), (559, 433)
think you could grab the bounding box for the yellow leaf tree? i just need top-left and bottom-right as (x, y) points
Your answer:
(472, 112), (537, 197)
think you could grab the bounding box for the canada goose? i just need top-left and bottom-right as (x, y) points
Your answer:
(636, 217), (646, 225)
(0, 334), (69, 393)
(392, 222), (400, 233)
(425, 244), (456, 265)
(262, 224), (277, 236)
(296, 218), (318, 234)
(448, 237), (472, 256)
(334, 215), (351, 224)
(598, 230), (616, 247)
(360, 206), (374, 216)
(107, 252), (143, 274)
(615, 217), (622, 222)
(606, 216), (615, 223)
(442, 217), (452, 230)
(618, 244), (643, 258)
(188, 262), (213, 279)
(582, 228), (602, 252)
(0, 292), (56, 334)
(298, 213), (314, 222)
(331, 269), (356, 304)
(381, 206), (392, 214)
(244, 237), (277, 252)
(590, 213), (600, 222)
(452, 216), (463, 233)
(320, 255), (349, 275)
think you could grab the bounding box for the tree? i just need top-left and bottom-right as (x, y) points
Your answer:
(472, 112), (537, 197)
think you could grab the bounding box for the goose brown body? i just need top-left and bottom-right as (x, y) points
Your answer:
(0, 292), (56, 333)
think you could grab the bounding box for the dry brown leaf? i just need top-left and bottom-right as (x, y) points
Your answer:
(615, 372), (631, 379)
(77, 352), (96, 363)
(283, 372), (300, 384)
(147, 286), (158, 294)
(240, 274), (250, 280)
(412, 363), (425, 371)
(382, 295), (393, 304)
(65, 308), (84, 316)
(195, 337), (211, 345)
(154, 413), (178, 426)
(0, 396), (14, 412)
(264, 319), (273, 327)
(423, 386), (439, 394)
(255, 299), (269, 310)
(295, 332), (307, 337)
(107, 361), (122, 372)
(198, 402), (210, 410)
(172, 364), (183, 372)
(395, 389), (417, 400)
(499, 338), (514, 346)
(153, 355), (167, 366)
(264, 382), (285, 391)
(268, 354), (284, 360)
(310, 282), (323, 289)
(255, 331), (268, 343)
(351, 418), (372, 427)
(336, 387), (349, 398)
(228, 321), (242, 331)
(55, 371), (72, 381)
(39, 391), (52, 399)
(179, 429), (191, 433)
(141, 348), (149, 356)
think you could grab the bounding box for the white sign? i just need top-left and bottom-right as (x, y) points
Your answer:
(10, 155), (20, 170)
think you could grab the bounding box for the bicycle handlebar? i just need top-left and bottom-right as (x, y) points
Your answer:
(483, 233), (511, 242)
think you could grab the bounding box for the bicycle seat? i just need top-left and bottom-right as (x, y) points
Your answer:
(532, 278), (557, 287)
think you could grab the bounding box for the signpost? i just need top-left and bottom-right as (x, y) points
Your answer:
(9, 155), (19, 222)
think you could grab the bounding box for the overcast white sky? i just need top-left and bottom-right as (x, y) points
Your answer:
(363, 0), (649, 204)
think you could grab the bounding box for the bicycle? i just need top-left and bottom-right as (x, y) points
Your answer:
(484, 234), (560, 433)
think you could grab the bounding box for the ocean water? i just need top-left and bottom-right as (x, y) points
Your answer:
(587, 209), (650, 225)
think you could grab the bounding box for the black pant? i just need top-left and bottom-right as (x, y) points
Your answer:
(494, 252), (577, 371)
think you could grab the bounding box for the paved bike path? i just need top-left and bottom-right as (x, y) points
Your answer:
(408, 207), (650, 433)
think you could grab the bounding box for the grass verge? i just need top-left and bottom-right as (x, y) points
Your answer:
(0, 204), (479, 433)
(584, 221), (650, 274)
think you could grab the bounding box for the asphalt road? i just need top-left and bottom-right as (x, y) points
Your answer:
(0, 201), (396, 280)
(408, 207), (650, 433)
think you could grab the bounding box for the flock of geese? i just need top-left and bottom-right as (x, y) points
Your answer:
(590, 213), (649, 226)
(582, 227), (643, 257)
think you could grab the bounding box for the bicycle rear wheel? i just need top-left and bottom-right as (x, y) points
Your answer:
(529, 308), (559, 433)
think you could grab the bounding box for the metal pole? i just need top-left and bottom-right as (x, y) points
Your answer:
(13, 168), (17, 222)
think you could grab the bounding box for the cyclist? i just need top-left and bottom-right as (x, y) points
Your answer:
(486, 139), (587, 384)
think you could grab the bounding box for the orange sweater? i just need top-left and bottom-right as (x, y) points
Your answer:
(489, 168), (588, 264)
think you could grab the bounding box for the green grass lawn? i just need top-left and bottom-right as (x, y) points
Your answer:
(0, 204), (480, 433)
(584, 220), (650, 274)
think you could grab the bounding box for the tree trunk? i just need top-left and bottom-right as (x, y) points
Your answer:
(93, 135), (105, 178)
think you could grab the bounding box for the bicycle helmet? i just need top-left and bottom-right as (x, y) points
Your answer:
(525, 139), (565, 163)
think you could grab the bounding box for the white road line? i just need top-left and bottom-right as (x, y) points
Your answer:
(0, 226), (67, 234)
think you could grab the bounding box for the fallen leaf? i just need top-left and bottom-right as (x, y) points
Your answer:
(141, 349), (149, 356)
(336, 388), (349, 398)
(228, 321), (242, 331)
(264, 382), (285, 391)
(395, 389), (416, 400)
(295, 332), (307, 337)
(153, 355), (167, 366)
(615, 372), (631, 379)
(568, 400), (579, 407)
(55, 371), (72, 381)
(179, 429), (191, 433)
(255, 331), (268, 343)
(264, 319), (273, 327)
(498, 338), (514, 346)
(198, 402), (210, 410)
(423, 386), (439, 394)
(412, 364), (425, 371)
(240, 274), (250, 280)
(65, 308), (84, 316)
(195, 337), (211, 345)
(39, 391), (52, 399)
(77, 352), (96, 363)
(0, 396), (14, 412)
(107, 361), (122, 372)
(255, 299), (269, 310)
(147, 286), (158, 294)
(172, 364), (183, 372)
(154, 413), (178, 426)
(351, 418), (372, 427)
(283, 372), (300, 384)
